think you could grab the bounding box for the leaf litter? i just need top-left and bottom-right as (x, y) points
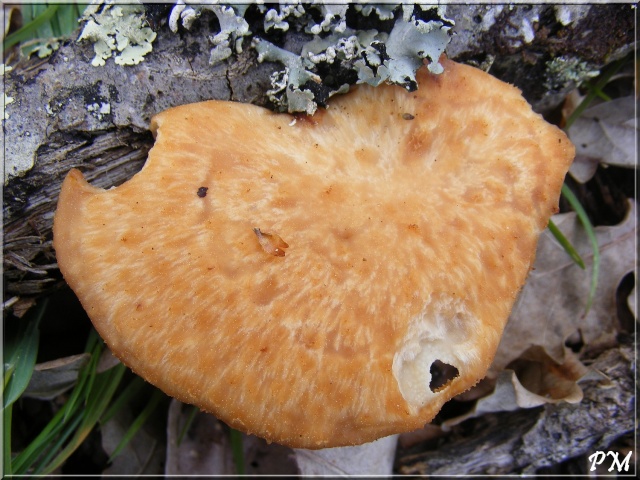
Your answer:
(438, 200), (636, 426)
(567, 96), (637, 183)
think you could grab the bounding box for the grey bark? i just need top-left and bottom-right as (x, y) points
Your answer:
(396, 343), (636, 475)
(2, 3), (635, 302)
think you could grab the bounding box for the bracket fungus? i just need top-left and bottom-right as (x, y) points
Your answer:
(53, 58), (574, 449)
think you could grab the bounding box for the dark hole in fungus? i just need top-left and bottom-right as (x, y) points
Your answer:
(402, 113), (415, 120)
(197, 187), (208, 198)
(429, 360), (459, 392)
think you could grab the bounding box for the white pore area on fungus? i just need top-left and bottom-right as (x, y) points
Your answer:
(392, 296), (480, 411)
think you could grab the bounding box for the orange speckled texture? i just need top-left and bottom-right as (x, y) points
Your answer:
(53, 59), (574, 448)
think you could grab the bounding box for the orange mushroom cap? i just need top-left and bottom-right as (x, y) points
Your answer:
(53, 58), (574, 448)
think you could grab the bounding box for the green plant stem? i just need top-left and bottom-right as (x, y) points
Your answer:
(177, 405), (200, 446)
(561, 184), (600, 315)
(547, 219), (586, 269)
(230, 428), (245, 475)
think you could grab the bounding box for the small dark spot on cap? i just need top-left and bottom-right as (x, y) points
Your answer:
(402, 113), (415, 120)
(197, 186), (208, 198)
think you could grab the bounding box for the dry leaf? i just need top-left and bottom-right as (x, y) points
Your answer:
(165, 399), (234, 475)
(567, 96), (637, 183)
(507, 346), (589, 403)
(165, 400), (298, 475)
(491, 199), (636, 373)
(96, 347), (121, 373)
(294, 435), (398, 475)
(444, 347), (589, 428)
(9, 297), (37, 318)
(23, 349), (120, 400)
(23, 353), (90, 400)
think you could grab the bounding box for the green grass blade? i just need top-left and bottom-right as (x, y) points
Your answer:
(35, 2), (57, 40)
(39, 363), (127, 475)
(83, 328), (100, 353)
(12, 330), (106, 474)
(107, 389), (164, 462)
(100, 375), (145, 424)
(3, 403), (13, 477)
(3, 4), (60, 50)
(20, 4), (35, 24)
(62, 331), (102, 422)
(591, 86), (612, 102)
(177, 405), (200, 446)
(11, 391), (82, 474)
(547, 219), (586, 269)
(3, 299), (48, 409)
(230, 428), (245, 474)
(31, 411), (84, 474)
(57, 4), (82, 34)
(561, 184), (600, 315)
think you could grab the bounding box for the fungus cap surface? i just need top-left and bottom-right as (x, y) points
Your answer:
(53, 59), (574, 448)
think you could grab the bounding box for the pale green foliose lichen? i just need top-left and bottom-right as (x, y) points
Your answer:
(354, 4), (397, 21)
(264, 4), (305, 33)
(33, 39), (61, 59)
(305, 4), (348, 35)
(253, 38), (322, 115)
(78, 2), (156, 67)
(169, 1), (251, 64)
(168, 3), (453, 113)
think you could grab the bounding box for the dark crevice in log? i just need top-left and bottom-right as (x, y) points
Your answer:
(3, 128), (153, 298)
